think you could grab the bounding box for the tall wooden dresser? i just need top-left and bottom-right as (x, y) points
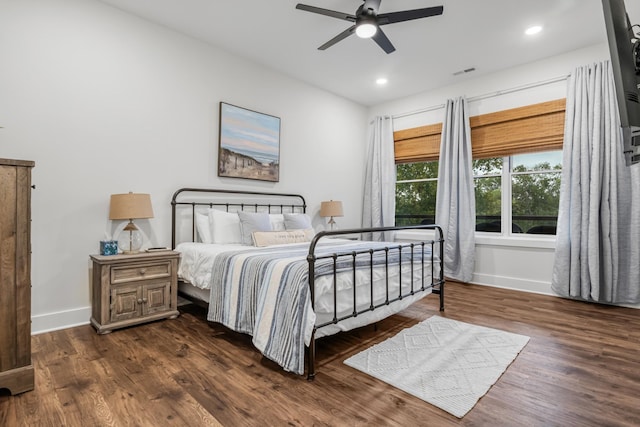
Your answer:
(0, 158), (35, 395)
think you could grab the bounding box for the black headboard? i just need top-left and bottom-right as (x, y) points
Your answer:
(170, 188), (307, 248)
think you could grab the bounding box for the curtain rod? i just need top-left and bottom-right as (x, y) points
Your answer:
(391, 74), (569, 120)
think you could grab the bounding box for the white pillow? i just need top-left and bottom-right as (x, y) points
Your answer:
(252, 229), (315, 247)
(269, 214), (286, 231)
(209, 209), (242, 244)
(195, 212), (212, 243)
(284, 213), (313, 230)
(237, 212), (272, 245)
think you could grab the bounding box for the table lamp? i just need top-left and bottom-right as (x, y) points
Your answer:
(320, 200), (344, 230)
(109, 192), (154, 254)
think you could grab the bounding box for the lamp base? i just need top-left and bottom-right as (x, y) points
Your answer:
(117, 221), (143, 254)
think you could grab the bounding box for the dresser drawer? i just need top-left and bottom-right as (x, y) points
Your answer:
(111, 261), (171, 284)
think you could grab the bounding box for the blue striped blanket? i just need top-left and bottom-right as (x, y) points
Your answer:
(206, 240), (432, 375)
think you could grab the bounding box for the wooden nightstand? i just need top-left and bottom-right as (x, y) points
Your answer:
(90, 251), (180, 334)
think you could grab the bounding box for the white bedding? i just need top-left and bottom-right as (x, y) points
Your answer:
(176, 240), (437, 339)
(179, 279), (428, 341)
(177, 242), (251, 289)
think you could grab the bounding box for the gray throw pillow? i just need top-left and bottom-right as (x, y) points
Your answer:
(237, 211), (272, 245)
(283, 213), (312, 230)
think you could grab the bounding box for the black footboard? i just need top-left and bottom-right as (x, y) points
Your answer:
(305, 225), (444, 380)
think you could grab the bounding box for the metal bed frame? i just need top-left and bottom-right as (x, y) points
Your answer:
(171, 188), (445, 380)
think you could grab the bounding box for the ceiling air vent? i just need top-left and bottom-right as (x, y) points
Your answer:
(453, 67), (476, 76)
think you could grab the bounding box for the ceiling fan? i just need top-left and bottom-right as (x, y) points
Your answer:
(295, 0), (443, 54)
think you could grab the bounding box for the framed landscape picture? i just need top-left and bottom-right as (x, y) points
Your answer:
(218, 102), (281, 182)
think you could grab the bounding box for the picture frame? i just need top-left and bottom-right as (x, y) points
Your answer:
(218, 102), (281, 182)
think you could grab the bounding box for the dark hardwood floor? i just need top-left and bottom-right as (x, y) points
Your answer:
(2, 281), (640, 426)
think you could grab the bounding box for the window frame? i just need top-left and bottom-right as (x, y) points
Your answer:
(473, 157), (504, 233)
(395, 161), (439, 226)
(508, 153), (562, 237)
(394, 155), (560, 244)
(472, 152), (561, 238)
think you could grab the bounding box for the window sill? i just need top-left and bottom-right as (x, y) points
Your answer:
(395, 229), (556, 250)
(475, 234), (556, 249)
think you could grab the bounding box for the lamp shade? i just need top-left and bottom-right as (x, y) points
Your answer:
(320, 200), (344, 218)
(109, 193), (154, 220)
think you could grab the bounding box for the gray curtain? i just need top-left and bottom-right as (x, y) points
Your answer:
(552, 61), (640, 304)
(435, 97), (476, 282)
(362, 116), (396, 241)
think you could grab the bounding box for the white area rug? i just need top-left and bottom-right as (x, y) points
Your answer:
(344, 316), (529, 418)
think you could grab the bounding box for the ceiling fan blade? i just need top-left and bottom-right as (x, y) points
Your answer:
(318, 26), (356, 50)
(362, 0), (382, 14)
(296, 4), (356, 22)
(372, 27), (395, 54)
(377, 6), (443, 25)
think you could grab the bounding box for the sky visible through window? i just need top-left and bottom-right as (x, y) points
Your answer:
(512, 151), (562, 169)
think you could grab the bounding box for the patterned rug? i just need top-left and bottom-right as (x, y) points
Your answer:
(344, 316), (529, 418)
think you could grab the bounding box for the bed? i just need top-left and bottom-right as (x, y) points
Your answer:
(171, 188), (444, 379)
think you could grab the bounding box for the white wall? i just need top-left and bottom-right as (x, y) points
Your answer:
(371, 1), (640, 305)
(0, 0), (368, 333)
(3, 1), (638, 334)
(370, 43), (613, 296)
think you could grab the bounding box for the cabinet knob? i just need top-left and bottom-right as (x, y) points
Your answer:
(139, 268), (146, 275)
(142, 297), (148, 303)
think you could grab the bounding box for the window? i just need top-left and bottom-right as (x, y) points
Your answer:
(510, 151), (562, 235)
(396, 161), (438, 226)
(474, 158), (503, 232)
(396, 151), (561, 235)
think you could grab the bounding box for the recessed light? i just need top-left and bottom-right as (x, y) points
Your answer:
(376, 77), (388, 85)
(525, 25), (542, 36)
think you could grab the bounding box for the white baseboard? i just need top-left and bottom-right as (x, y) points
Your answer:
(469, 274), (640, 310)
(31, 306), (91, 335)
(470, 272), (554, 296)
(30, 275), (636, 336)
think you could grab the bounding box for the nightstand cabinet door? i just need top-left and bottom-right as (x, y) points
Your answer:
(90, 251), (180, 334)
(144, 281), (171, 315)
(110, 280), (171, 322)
(110, 283), (142, 323)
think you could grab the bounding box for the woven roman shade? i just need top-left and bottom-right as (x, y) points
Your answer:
(394, 123), (442, 163)
(394, 98), (566, 162)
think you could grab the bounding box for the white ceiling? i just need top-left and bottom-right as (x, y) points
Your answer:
(97, 0), (637, 106)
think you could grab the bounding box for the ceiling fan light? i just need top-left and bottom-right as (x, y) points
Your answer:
(356, 22), (377, 38)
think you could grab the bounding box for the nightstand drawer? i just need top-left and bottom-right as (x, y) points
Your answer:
(111, 261), (171, 284)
